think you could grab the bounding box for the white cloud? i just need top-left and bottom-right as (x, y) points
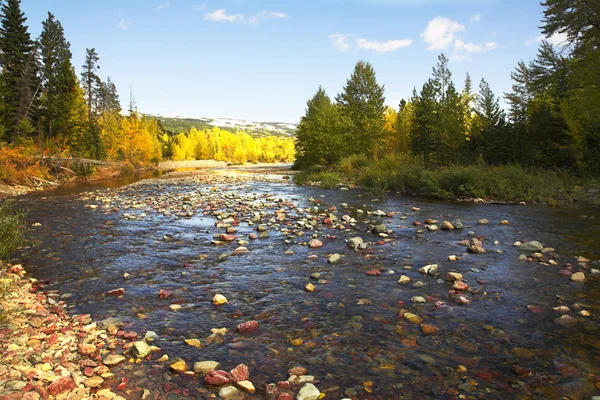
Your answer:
(454, 39), (481, 53)
(204, 9), (245, 22)
(249, 10), (288, 24)
(484, 41), (497, 51)
(470, 13), (481, 22)
(525, 32), (568, 47)
(451, 54), (469, 62)
(329, 34), (351, 52)
(356, 38), (413, 53)
(421, 17), (465, 50)
(156, 1), (170, 11)
(119, 11), (131, 30)
(204, 9), (288, 24)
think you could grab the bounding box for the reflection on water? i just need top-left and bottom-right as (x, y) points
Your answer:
(16, 171), (600, 399)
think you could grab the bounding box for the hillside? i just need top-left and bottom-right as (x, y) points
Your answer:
(154, 115), (297, 138)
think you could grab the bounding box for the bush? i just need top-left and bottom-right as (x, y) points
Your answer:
(0, 144), (50, 185)
(0, 199), (27, 262)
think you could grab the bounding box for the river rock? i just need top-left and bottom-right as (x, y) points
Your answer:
(421, 324), (439, 335)
(237, 320), (259, 334)
(398, 275), (411, 284)
(131, 340), (152, 359)
(297, 383), (320, 400)
(213, 294), (228, 305)
(328, 254), (341, 264)
(185, 339), (202, 348)
(477, 219), (489, 225)
(228, 364), (249, 383)
(453, 281), (469, 291)
(84, 376), (104, 388)
(419, 264), (438, 275)
(440, 221), (455, 231)
(205, 370), (231, 386)
(571, 272), (585, 282)
(47, 377), (75, 396)
(219, 385), (245, 400)
(445, 272), (463, 281)
(236, 380), (256, 393)
(452, 220), (464, 229)
(467, 244), (486, 254)
(170, 360), (188, 373)
(348, 237), (364, 249)
(519, 241), (544, 252)
(106, 288), (125, 296)
(194, 361), (220, 376)
(304, 283), (315, 292)
(372, 224), (387, 234)
(103, 354), (126, 367)
(308, 239), (323, 249)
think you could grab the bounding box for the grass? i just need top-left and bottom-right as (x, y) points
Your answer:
(0, 199), (27, 324)
(294, 153), (600, 206)
(0, 199), (27, 262)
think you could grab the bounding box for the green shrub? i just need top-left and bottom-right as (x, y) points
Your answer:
(0, 199), (27, 262)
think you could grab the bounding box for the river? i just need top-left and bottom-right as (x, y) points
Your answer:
(15, 167), (600, 399)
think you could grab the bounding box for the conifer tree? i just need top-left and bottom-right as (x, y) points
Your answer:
(336, 61), (386, 157)
(0, 0), (38, 142)
(81, 48), (100, 119)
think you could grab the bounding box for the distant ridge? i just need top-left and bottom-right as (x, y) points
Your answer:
(151, 115), (297, 138)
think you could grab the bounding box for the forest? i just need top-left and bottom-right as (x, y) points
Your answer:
(294, 0), (600, 204)
(0, 0), (294, 186)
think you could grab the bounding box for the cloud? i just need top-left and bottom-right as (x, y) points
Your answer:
(204, 9), (288, 23)
(470, 13), (481, 22)
(119, 11), (132, 30)
(356, 38), (413, 52)
(249, 10), (288, 24)
(156, 1), (170, 11)
(329, 34), (351, 52)
(421, 17), (465, 50)
(483, 41), (497, 51)
(526, 32), (568, 46)
(204, 9), (244, 22)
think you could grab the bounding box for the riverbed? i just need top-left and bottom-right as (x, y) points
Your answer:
(14, 167), (600, 399)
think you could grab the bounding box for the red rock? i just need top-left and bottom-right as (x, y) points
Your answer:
(278, 394), (294, 400)
(219, 234), (237, 242)
(228, 364), (249, 383)
(106, 288), (125, 296)
(47, 377), (74, 396)
(277, 381), (291, 390)
(308, 239), (323, 249)
(158, 289), (173, 298)
(559, 269), (572, 276)
(527, 305), (544, 313)
(78, 343), (97, 355)
(249, 233), (258, 240)
(83, 367), (95, 377)
(366, 269), (381, 276)
(204, 370), (230, 386)
(237, 320), (259, 334)
(323, 218), (333, 225)
(123, 331), (138, 340)
(452, 281), (469, 291)
(413, 221), (422, 226)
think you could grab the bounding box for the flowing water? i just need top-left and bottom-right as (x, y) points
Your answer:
(15, 168), (600, 399)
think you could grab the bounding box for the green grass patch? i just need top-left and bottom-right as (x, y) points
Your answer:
(0, 199), (27, 262)
(295, 154), (600, 205)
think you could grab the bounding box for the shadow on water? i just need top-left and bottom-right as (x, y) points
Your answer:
(15, 170), (600, 399)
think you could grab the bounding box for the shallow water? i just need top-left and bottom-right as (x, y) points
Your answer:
(16, 171), (600, 399)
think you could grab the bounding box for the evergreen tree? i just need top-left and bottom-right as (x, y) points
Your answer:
(81, 48), (100, 119)
(541, 0), (600, 47)
(473, 79), (511, 164)
(411, 83), (438, 163)
(39, 12), (81, 144)
(336, 61), (386, 157)
(98, 77), (120, 113)
(0, 0), (38, 142)
(294, 86), (342, 169)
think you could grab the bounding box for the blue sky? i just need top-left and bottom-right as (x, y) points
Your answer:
(22, 0), (556, 123)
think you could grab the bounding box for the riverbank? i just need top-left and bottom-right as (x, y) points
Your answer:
(294, 154), (600, 207)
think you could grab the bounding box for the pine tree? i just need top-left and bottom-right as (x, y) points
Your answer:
(411, 83), (438, 164)
(541, 0), (600, 47)
(0, 0), (38, 142)
(39, 12), (82, 145)
(473, 79), (511, 163)
(98, 77), (120, 113)
(336, 61), (386, 157)
(294, 86), (342, 169)
(81, 48), (100, 119)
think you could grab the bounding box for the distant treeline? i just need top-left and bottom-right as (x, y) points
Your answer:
(164, 127), (294, 164)
(295, 0), (600, 176)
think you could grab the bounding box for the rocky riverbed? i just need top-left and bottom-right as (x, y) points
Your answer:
(3, 168), (600, 399)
